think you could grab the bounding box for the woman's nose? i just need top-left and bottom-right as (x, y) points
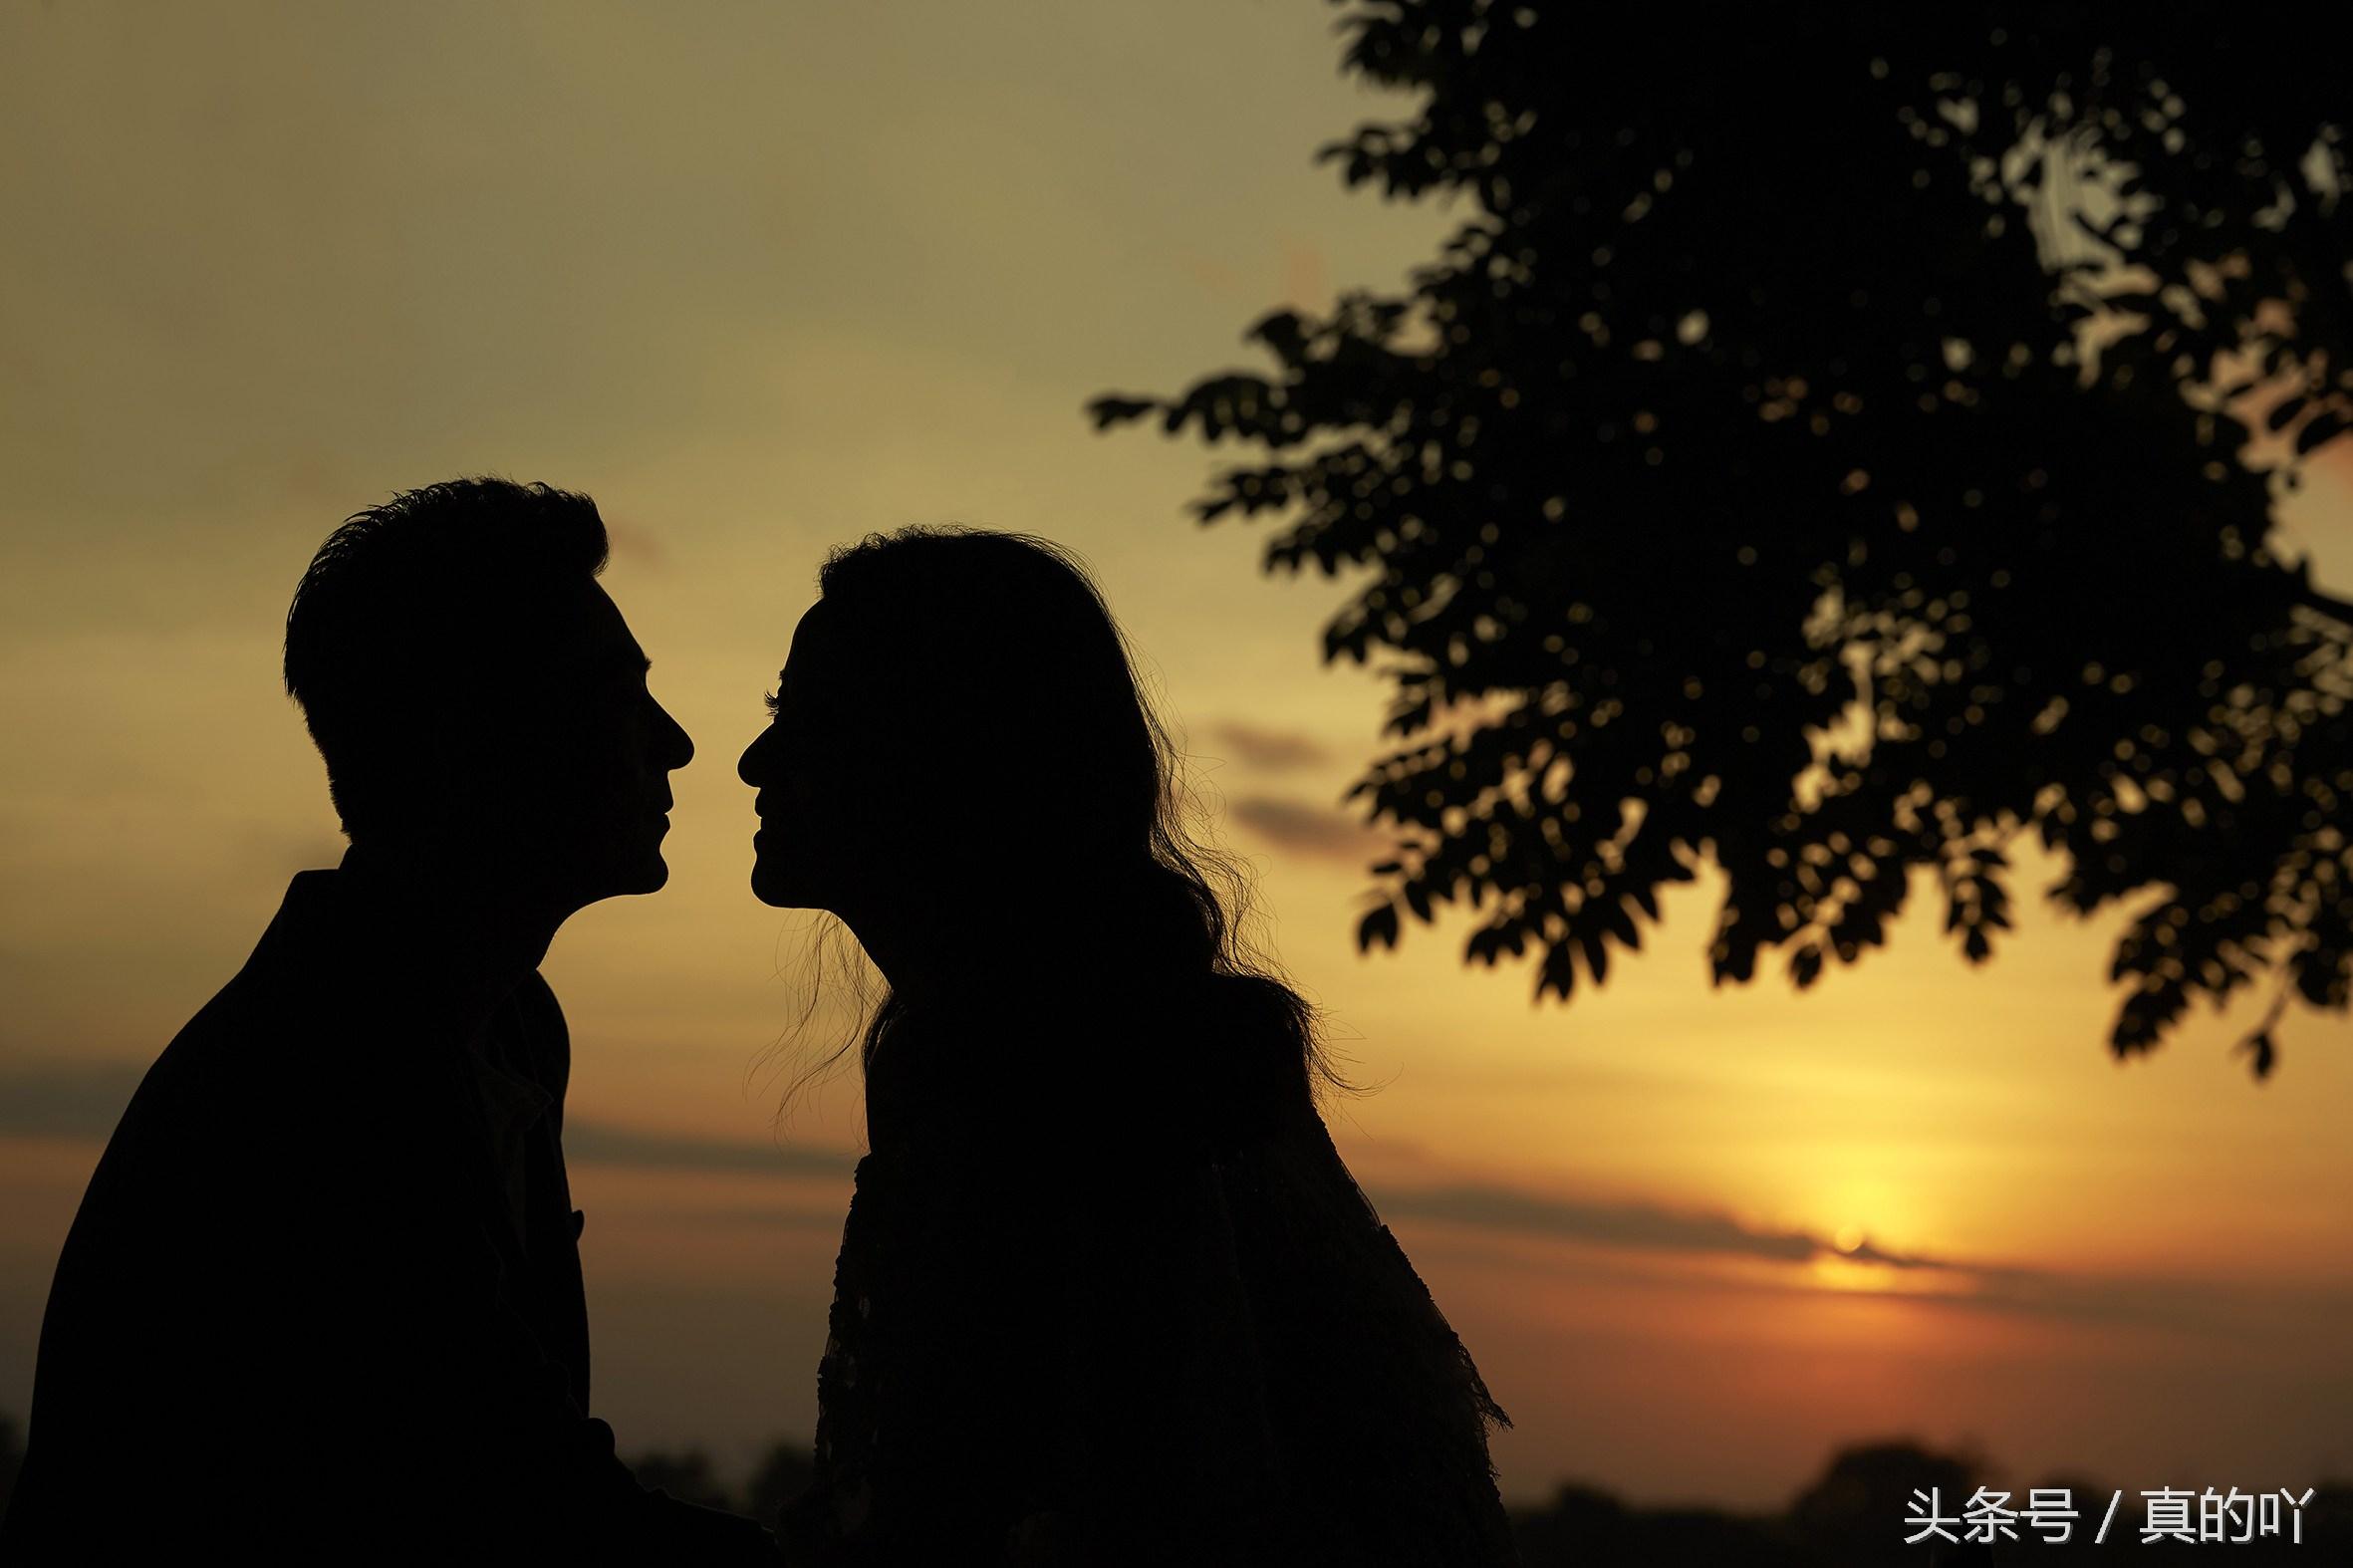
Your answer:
(737, 727), (768, 787)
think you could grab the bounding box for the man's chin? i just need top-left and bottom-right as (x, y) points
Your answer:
(591, 853), (671, 902)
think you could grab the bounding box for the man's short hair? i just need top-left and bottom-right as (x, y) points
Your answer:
(284, 477), (610, 836)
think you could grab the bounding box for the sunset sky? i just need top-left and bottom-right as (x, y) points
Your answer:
(3, 1), (2349, 1510)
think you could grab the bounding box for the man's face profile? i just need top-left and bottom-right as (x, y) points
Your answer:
(454, 579), (694, 910)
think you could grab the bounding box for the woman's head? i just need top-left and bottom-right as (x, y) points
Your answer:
(739, 526), (1344, 1112)
(739, 528), (1172, 936)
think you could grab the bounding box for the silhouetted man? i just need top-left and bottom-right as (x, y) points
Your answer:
(1, 479), (777, 1560)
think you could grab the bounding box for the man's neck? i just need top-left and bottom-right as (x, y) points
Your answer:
(337, 839), (571, 1018)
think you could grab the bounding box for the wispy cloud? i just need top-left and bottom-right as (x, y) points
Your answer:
(668, 1203), (850, 1231)
(1375, 1181), (1958, 1270)
(1382, 1176), (2353, 1338)
(1228, 794), (1384, 863)
(559, 1108), (1970, 1281)
(0, 1061), (857, 1178)
(1200, 720), (1333, 774)
(601, 518), (668, 573)
(12, 1063), (2339, 1342)
(565, 1120), (854, 1177)
(0, 1063), (1965, 1277)
(0, 1059), (143, 1139)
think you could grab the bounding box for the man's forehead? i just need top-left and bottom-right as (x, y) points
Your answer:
(543, 579), (649, 675)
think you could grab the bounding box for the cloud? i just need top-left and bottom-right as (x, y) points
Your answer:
(13, 1064), (2332, 1340)
(601, 519), (668, 574)
(1228, 794), (1384, 864)
(1381, 1176), (2353, 1340)
(1374, 1180), (1958, 1270)
(1839, 1235), (1952, 1270)
(567, 1110), (1978, 1287)
(1199, 721), (1333, 773)
(0, 1061), (858, 1180)
(0, 1062), (2105, 1301)
(668, 1204), (850, 1231)
(0, 1059), (144, 1139)
(565, 1119), (854, 1178)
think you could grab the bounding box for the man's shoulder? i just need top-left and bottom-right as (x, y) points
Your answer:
(51, 965), (345, 1315)
(88, 972), (363, 1201)
(136, 945), (378, 1104)
(103, 922), (499, 1176)
(113, 960), (306, 1131)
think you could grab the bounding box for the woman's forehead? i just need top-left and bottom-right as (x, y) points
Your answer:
(782, 599), (876, 706)
(784, 601), (836, 676)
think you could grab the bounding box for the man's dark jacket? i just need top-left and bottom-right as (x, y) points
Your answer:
(1, 870), (767, 1560)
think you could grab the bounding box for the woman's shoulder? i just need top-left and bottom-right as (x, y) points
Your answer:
(871, 969), (1315, 1147)
(1144, 969), (1322, 1145)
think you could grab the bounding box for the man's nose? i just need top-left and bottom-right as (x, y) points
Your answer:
(654, 700), (693, 771)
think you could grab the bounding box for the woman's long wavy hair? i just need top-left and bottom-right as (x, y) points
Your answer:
(774, 526), (1351, 1123)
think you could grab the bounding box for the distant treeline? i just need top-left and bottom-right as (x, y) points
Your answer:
(3, 1413), (2344, 1560)
(630, 1437), (2353, 1564)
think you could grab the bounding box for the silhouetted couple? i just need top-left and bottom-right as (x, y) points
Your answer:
(1, 478), (1517, 1564)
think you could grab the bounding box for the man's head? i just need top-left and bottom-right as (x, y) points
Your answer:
(285, 477), (692, 912)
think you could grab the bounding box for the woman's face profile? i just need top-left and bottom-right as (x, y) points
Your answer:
(738, 601), (880, 913)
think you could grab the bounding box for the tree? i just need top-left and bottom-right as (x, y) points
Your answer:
(741, 1439), (815, 1524)
(1092, 2), (2353, 1073)
(626, 1447), (737, 1512)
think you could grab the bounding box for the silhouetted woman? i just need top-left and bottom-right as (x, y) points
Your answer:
(737, 528), (1517, 1567)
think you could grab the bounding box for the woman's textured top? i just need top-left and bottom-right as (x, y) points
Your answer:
(779, 971), (1519, 1567)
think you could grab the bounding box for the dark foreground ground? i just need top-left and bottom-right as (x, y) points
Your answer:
(3, 1415), (2344, 1561)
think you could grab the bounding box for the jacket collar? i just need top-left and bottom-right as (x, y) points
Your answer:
(245, 868), (556, 1133)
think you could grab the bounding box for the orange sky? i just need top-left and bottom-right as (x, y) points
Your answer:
(3, 1), (2349, 1508)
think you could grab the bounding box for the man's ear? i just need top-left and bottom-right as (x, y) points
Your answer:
(407, 701), (505, 838)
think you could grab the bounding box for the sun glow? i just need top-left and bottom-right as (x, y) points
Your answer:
(1803, 1230), (1985, 1300)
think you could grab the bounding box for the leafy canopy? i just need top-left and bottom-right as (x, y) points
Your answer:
(1092, 3), (2353, 1074)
